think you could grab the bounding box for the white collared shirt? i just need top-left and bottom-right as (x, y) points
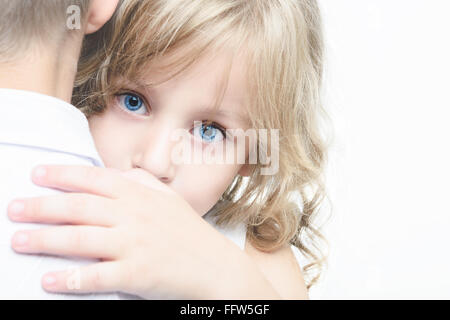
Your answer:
(0, 88), (124, 299)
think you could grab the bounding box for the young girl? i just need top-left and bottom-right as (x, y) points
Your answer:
(8, 0), (329, 299)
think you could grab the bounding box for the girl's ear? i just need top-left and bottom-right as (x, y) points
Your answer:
(84, 0), (119, 34)
(238, 164), (252, 177)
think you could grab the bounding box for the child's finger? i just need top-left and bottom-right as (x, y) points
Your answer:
(8, 193), (119, 227)
(41, 261), (125, 294)
(11, 226), (120, 259)
(30, 165), (138, 198)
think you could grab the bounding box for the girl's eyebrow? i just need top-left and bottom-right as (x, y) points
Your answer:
(127, 79), (151, 91)
(193, 105), (249, 127)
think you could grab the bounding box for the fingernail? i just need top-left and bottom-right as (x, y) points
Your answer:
(43, 275), (57, 286)
(8, 201), (24, 218)
(13, 232), (29, 246)
(33, 166), (47, 179)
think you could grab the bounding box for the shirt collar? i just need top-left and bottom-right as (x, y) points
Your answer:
(0, 88), (104, 167)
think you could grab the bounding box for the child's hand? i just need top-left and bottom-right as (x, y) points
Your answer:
(6, 165), (254, 299)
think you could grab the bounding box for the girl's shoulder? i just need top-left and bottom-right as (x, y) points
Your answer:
(244, 238), (309, 299)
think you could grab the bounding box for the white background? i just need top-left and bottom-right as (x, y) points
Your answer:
(310, 0), (450, 299)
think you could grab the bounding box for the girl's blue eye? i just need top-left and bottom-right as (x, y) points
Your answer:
(117, 93), (148, 115)
(193, 121), (226, 143)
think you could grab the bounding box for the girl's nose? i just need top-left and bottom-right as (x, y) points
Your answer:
(133, 128), (176, 184)
(134, 150), (175, 183)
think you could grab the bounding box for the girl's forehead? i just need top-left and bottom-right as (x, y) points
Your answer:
(143, 48), (247, 87)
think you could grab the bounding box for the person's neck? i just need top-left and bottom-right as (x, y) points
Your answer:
(0, 43), (81, 103)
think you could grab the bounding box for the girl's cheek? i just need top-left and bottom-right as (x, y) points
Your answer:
(178, 164), (240, 216)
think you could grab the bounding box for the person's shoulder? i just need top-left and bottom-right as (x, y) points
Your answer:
(244, 238), (309, 299)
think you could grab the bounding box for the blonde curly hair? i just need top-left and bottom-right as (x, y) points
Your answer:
(73, 0), (331, 290)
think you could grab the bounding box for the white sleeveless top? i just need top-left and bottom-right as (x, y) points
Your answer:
(203, 212), (307, 270)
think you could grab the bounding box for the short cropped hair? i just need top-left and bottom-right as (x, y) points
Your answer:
(0, 0), (90, 61)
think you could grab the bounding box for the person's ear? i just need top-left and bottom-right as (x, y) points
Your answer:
(84, 0), (119, 34)
(238, 164), (252, 177)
